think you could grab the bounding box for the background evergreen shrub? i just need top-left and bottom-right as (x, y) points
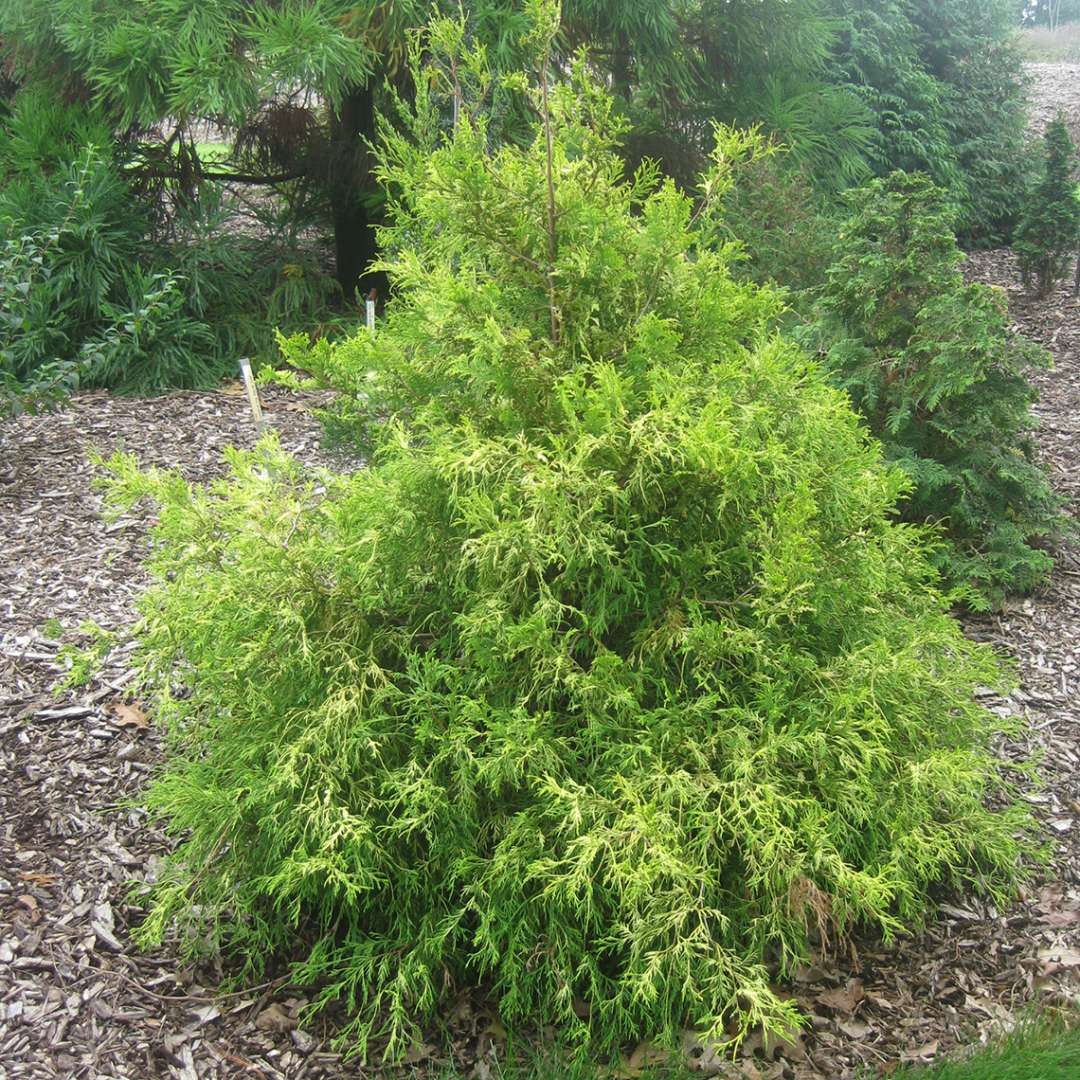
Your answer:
(717, 146), (837, 308)
(823, 1), (1029, 243)
(1014, 115), (1080, 296)
(805, 173), (1066, 606)
(0, 88), (351, 407)
(0, 0), (1033, 337)
(907, 0), (1030, 245)
(105, 23), (1036, 1063)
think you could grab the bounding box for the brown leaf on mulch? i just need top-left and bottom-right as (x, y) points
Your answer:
(816, 980), (865, 1015)
(108, 701), (148, 730)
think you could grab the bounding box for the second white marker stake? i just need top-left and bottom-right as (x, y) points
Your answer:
(238, 356), (265, 434)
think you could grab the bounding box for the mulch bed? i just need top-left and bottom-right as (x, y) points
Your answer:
(1026, 62), (1080, 141)
(3, 91), (1080, 1080)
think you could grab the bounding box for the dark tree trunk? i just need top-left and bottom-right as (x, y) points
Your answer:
(611, 31), (632, 101)
(328, 81), (378, 303)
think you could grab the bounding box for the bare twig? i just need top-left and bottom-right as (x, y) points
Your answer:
(539, 49), (561, 346)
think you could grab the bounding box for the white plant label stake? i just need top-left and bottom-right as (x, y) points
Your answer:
(238, 356), (265, 433)
(366, 297), (376, 335)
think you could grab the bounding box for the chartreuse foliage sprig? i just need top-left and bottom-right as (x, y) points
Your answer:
(102, 12), (1038, 1065)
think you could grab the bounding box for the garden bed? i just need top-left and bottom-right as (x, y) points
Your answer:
(0, 257), (1077, 1080)
(3, 81), (1080, 1080)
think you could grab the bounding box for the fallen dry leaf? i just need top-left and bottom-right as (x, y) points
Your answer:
(401, 1041), (436, 1065)
(626, 1041), (670, 1072)
(254, 1003), (295, 1033)
(867, 993), (896, 1011)
(17, 872), (58, 886)
(188, 1003), (222, 1025)
(816, 978), (865, 1014)
(108, 701), (148, 729)
(761, 1027), (807, 1063)
(1037, 947), (1080, 974)
(1038, 910), (1080, 928)
(793, 964), (831, 984)
(901, 1039), (939, 1062)
(681, 1030), (731, 1076)
(837, 1019), (872, 1039)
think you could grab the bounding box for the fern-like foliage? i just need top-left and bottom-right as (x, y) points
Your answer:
(748, 77), (875, 191)
(105, 17), (1037, 1064)
(829, 0), (1028, 242)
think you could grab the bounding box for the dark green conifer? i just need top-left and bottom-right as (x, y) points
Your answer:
(808, 173), (1065, 604)
(1014, 115), (1080, 296)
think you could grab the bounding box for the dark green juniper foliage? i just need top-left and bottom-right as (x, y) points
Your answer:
(806, 173), (1064, 606)
(104, 10), (1037, 1063)
(1014, 115), (1080, 297)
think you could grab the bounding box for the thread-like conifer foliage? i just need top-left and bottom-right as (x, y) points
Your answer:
(103, 11), (1036, 1063)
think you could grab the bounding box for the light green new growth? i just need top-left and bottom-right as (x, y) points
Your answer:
(102, 10), (1038, 1064)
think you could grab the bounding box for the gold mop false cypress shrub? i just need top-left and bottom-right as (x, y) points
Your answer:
(104, 10), (1037, 1063)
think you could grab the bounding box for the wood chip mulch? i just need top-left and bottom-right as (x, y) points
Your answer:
(1025, 62), (1080, 141)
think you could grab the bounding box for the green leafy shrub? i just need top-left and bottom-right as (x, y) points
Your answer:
(0, 86), (115, 176)
(805, 172), (1065, 605)
(831, 4), (957, 190)
(0, 145), (146, 380)
(909, 0), (1030, 246)
(146, 188), (346, 370)
(831, 0), (1028, 243)
(107, 26), (1036, 1063)
(0, 230), (81, 416)
(1014, 116), (1080, 296)
(0, 86), (346, 400)
(0, 146), (131, 413)
(0, 143), (236, 396)
(79, 269), (220, 393)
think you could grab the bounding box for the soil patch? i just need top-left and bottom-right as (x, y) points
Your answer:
(1026, 62), (1080, 140)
